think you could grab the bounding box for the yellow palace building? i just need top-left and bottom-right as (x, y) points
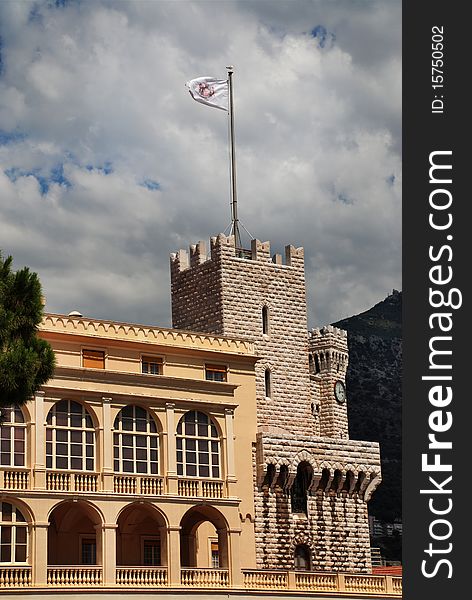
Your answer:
(0, 234), (401, 598)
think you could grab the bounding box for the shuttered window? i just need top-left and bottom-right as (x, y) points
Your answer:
(82, 349), (105, 369)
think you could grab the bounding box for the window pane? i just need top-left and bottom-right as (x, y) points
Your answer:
(15, 544), (27, 563)
(187, 439), (196, 451)
(56, 456), (68, 469)
(70, 414), (82, 428)
(71, 457), (82, 470)
(199, 465), (210, 478)
(136, 436), (146, 448)
(187, 464), (197, 476)
(56, 429), (68, 442)
(2, 504), (12, 521)
(16, 527), (27, 544)
(14, 453), (25, 467)
(135, 418), (147, 432)
(71, 430), (81, 443)
(1, 544), (10, 562)
(1, 527), (12, 544)
(199, 453), (209, 465)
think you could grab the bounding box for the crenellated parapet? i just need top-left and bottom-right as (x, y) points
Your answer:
(170, 234), (305, 274)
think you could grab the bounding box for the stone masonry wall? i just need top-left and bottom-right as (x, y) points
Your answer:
(170, 233), (382, 574)
(309, 326), (349, 439)
(253, 432), (381, 572)
(171, 234), (314, 435)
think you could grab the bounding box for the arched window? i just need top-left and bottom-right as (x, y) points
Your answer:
(264, 369), (272, 398)
(176, 411), (220, 478)
(291, 462), (313, 515)
(113, 405), (159, 474)
(262, 306), (269, 335)
(0, 502), (28, 564)
(46, 400), (95, 471)
(294, 544), (311, 570)
(0, 406), (26, 467)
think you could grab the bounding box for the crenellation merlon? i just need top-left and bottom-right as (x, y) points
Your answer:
(171, 234), (305, 270)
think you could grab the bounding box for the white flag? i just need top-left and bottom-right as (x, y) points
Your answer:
(186, 76), (228, 111)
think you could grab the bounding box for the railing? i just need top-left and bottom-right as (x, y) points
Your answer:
(116, 567), (168, 586)
(295, 572), (339, 591)
(1, 469), (30, 490)
(244, 569), (288, 589)
(242, 570), (402, 595)
(0, 567), (32, 587)
(114, 475), (164, 495)
(178, 478), (224, 498)
(47, 566), (102, 586)
(0, 566), (402, 593)
(181, 568), (229, 587)
(46, 471), (99, 492)
(345, 574), (387, 593)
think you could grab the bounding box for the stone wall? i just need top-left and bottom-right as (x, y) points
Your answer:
(309, 326), (350, 439)
(254, 432), (381, 572)
(170, 233), (382, 574)
(171, 234), (313, 435)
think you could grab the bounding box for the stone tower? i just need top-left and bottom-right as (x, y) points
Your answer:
(309, 326), (349, 439)
(170, 233), (382, 573)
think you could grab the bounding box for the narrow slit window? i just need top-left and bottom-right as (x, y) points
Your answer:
(265, 369), (271, 398)
(262, 306), (269, 334)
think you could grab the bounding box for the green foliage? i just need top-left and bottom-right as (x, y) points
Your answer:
(0, 252), (55, 408)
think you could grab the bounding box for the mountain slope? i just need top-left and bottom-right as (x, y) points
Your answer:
(333, 291), (402, 525)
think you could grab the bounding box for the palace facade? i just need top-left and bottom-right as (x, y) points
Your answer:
(0, 234), (398, 597)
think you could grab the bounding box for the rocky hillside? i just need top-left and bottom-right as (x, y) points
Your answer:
(333, 291), (402, 528)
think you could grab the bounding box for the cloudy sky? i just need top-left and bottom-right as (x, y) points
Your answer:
(0, 0), (401, 329)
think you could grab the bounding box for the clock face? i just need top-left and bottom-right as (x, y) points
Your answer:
(334, 380), (346, 403)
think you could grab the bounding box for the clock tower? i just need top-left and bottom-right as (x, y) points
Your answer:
(309, 325), (349, 439)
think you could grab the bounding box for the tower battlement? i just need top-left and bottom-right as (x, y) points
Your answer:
(170, 233), (304, 275)
(309, 325), (348, 353)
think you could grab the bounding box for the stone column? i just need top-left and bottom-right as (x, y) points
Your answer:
(33, 391), (46, 490)
(32, 522), (49, 586)
(224, 409), (237, 496)
(101, 397), (114, 491)
(166, 403), (177, 495)
(97, 523), (117, 586)
(226, 528), (243, 587)
(167, 525), (181, 586)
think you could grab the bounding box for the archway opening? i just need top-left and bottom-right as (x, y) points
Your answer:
(48, 501), (102, 566)
(294, 544), (311, 570)
(179, 506), (229, 569)
(291, 461), (313, 515)
(116, 503), (167, 566)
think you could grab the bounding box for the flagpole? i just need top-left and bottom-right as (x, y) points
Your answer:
(227, 65), (242, 250)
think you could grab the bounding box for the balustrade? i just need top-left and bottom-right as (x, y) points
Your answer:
(116, 567), (168, 586)
(0, 567), (31, 587)
(47, 566), (102, 586)
(113, 475), (163, 495)
(345, 574), (387, 593)
(243, 569), (288, 589)
(295, 572), (338, 591)
(181, 568), (229, 587)
(46, 471), (99, 492)
(1, 469), (29, 490)
(178, 478), (224, 498)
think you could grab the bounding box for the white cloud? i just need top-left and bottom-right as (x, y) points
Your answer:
(0, 0), (401, 328)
